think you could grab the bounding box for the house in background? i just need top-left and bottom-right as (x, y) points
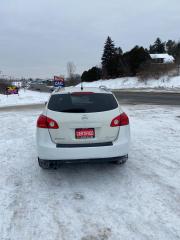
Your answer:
(150, 53), (175, 64)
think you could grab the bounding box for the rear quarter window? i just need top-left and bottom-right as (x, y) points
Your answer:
(48, 93), (118, 113)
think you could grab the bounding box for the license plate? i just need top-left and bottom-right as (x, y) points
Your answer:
(75, 128), (95, 139)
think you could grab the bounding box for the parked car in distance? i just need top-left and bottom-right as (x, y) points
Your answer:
(36, 86), (130, 169)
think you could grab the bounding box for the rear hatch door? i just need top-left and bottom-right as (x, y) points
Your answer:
(47, 92), (121, 144)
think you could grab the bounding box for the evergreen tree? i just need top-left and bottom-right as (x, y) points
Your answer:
(101, 36), (116, 78)
(123, 46), (151, 75)
(175, 42), (180, 74)
(166, 40), (180, 61)
(175, 42), (180, 64)
(149, 38), (166, 54)
(115, 47), (123, 55)
(81, 67), (102, 82)
(166, 40), (176, 56)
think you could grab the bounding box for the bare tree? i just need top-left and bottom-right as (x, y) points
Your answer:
(67, 62), (76, 80)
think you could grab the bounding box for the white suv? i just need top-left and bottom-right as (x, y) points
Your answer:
(36, 86), (130, 169)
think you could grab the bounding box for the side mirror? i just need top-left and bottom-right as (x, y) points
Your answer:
(45, 101), (47, 105)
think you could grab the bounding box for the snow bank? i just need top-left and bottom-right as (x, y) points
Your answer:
(77, 76), (180, 89)
(0, 90), (50, 107)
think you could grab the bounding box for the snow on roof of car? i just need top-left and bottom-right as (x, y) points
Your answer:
(150, 53), (175, 63)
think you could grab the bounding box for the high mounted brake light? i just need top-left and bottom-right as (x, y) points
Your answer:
(71, 92), (94, 95)
(37, 115), (59, 129)
(110, 112), (129, 127)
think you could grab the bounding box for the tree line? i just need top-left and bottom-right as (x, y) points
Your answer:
(81, 37), (180, 82)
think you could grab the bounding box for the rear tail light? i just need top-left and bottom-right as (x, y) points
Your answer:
(37, 115), (59, 129)
(110, 112), (129, 127)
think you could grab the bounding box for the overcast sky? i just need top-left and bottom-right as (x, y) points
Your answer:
(0, 0), (180, 78)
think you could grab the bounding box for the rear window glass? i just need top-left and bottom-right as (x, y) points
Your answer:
(48, 93), (118, 113)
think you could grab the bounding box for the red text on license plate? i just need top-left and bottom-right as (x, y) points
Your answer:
(75, 128), (95, 139)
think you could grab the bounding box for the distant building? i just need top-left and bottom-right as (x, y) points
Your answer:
(150, 54), (175, 64)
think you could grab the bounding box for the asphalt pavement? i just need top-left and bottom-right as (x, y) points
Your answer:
(113, 91), (180, 105)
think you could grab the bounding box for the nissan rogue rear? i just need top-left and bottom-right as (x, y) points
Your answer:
(36, 87), (130, 169)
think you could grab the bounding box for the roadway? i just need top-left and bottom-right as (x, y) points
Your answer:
(113, 91), (180, 105)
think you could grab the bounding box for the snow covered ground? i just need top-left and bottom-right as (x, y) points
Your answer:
(77, 76), (180, 90)
(0, 90), (50, 107)
(0, 104), (180, 240)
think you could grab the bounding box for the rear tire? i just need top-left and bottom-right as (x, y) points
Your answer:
(112, 155), (128, 164)
(38, 158), (58, 169)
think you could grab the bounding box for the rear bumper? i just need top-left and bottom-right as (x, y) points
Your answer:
(36, 126), (130, 161)
(39, 155), (128, 163)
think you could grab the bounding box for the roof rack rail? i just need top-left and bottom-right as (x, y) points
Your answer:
(99, 85), (110, 91)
